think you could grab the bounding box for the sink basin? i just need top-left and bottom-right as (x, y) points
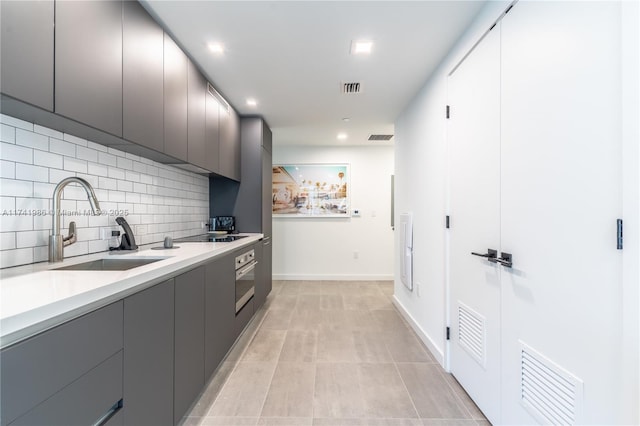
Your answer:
(54, 258), (167, 271)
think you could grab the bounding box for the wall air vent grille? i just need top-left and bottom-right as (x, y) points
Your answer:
(207, 83), (230, 113)
(341, 82), (362, 94)
(520, 341), (583, 425)
(457, 302), (485, 367)
(368, 134), (394, 141)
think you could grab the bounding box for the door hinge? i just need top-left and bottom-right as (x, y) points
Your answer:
(445, 215), (450, 229)
(446, 327), (451, 340)
(617, 219), (623, 250)
(446, 105), (450, 119)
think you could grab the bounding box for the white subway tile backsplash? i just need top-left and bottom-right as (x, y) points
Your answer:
(0, 160), (15, 178)
(16, 230), (49, 248)
(0, 142), (33, 164)
(98, 151), (117, 167)
(0, 114), (33, 131)
(98, 177), (118, 190)
(88, 162), (109, 177)
(108, 167), (125, 180)
(34, 124), (63, 139)
(16, 163), (48, 183)
(0, 248), (34, 268)
(63, 133), (88, 147)
(87, 140), (107, 152)
(125, 170), (140, 183)
(1, 114), (208, 268)
(1, 178), (33, 197)
(63, 157), (88, 173)
(34, 150), (63, 169)
(117, 156), (133, 171)
(76, 146), (98, 162)
(0, 232), (16, 250)
(117, 180), (133, 192)
(49, 137), (76, 157)
(1, 124), (16, 144)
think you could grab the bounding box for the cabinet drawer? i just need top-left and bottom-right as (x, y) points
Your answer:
(10, 351), (123, 426)
(1, 301), (123, 425)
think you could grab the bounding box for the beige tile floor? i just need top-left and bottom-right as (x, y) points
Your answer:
(182, 281), (490, 426)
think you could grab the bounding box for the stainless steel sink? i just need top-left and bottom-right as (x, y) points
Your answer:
(54, 258), (166, 271)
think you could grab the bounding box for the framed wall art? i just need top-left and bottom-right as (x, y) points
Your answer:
(272, 164), (350, 218)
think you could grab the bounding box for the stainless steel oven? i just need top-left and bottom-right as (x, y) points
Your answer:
(235, 249), (257, 313)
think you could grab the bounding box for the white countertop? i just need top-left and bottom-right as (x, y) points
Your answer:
(0, 234), (263, 349)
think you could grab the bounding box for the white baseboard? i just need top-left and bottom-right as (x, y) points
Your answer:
(272, 274), (394, 281)
(392, 295), (445, 367)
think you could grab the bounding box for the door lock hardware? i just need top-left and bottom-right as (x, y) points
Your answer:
(495, 252), (513, 268)
(471, 249), (498, 260)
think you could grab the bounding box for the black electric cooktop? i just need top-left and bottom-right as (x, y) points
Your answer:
(174, 234), (249, 243)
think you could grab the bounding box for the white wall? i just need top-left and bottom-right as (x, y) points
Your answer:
(272, 145), (394, 280)
(393, 1), (510, 365)
(0, 113), (209, 268)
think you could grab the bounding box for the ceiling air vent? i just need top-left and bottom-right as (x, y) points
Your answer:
(341, 82), (362, 94)
(207, 83), (230, 113)
(368, 134), (394, 141)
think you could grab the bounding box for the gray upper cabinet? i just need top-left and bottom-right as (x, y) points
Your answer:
(262, 149), (273, 237)
(174, 267), (205, 425)
(0, 0), (54, 111)
(164, 33), (189, 161)
(205, 89), (221, 173)
(124, 279), (174, 426)
(55, 0), (123, 136)
(219, 106), (241, 180)
(187, 60), (207, 170)
(122, 1), (164, 153)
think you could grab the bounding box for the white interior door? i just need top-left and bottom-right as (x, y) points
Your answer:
(448, 24), (502, 424)
(499, 2), (624, 424)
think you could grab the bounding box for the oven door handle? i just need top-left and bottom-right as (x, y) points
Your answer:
(236, 260), (258, 279)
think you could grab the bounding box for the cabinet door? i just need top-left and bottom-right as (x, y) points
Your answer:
(262, 148), (273, 237)
(261, 119), (273, 154)
(187, 61), (207, 170)
(0, 302), (123, 426)
(205, 90), (220, 173)
(204, 254), (236, 379)
(0, 0), (53, 111)
(55, 0), (122, 136)
(11, 352), (123, 426)
(122, 1), (164, 153)
(219, 106), (241, 180)
(164, 33), (188, 161)
(174, 267), (205, 425)
(123, 279), (174, 426)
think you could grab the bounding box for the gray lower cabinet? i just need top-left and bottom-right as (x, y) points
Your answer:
(205, 88), (221, 173)
(187, 60), (207, 170)
(11, 352), (124, 426)
(263, 238), (273, 300)
(123, 279), (175, 426)
(0, 0), (54, 111)
(0, 302), (123, 426)
(174, 267), (205, 424)
(164, 33), (189, 161)
(204, 254), (236, 379)
(122, 0), (164, 153)
(253, 242), (267, 309)
(55, 0), (123, 136)
(219, 106), (241, 181)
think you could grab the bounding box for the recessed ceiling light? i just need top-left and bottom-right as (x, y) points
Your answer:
(246, 98), (257, 107)
(208, 43), (224, 54)
(342, 117), (351, 122)
(337, 133), (348, 140)
(350, 40), (373, 55)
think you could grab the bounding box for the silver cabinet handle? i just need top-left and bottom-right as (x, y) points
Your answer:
(94, 399), (123, 426)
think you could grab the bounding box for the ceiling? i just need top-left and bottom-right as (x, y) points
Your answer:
(141, 1), (486, 147)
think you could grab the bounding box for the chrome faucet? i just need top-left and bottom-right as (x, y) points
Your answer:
(49, 177), (101, 262)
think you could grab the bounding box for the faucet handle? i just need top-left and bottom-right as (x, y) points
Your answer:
(63, 221), (77, 246)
